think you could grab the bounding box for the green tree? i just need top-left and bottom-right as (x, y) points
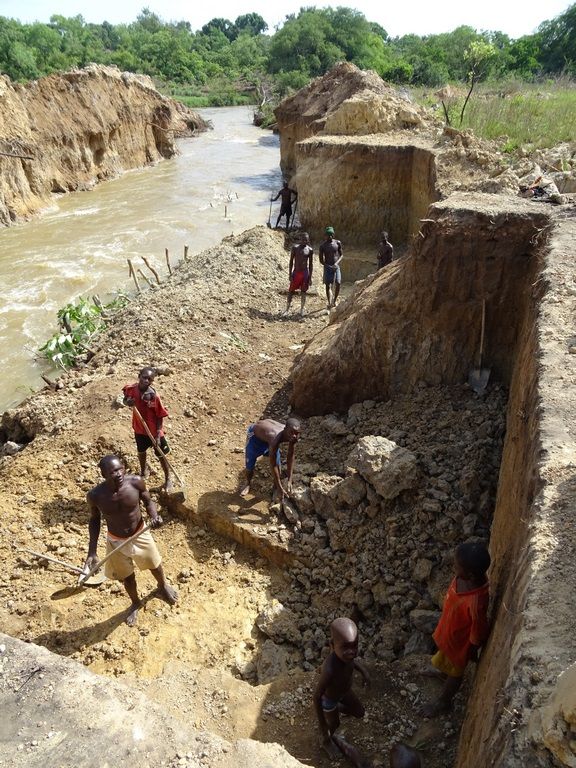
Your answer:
(538, 3), (576, 74)
(235, 13), (267, 36)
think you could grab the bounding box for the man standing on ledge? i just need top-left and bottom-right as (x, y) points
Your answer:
(240, 418), (301, 499)
(283, 232), (314, 318)
(84, 455), (178, 627)
(319, 226), (343, 309)
(272, 181), (297, 230)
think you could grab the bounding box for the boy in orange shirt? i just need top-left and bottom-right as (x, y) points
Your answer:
(423, 541), (490, 717)
(122, 367), (172, 492)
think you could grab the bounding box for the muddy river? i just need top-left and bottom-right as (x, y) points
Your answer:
(0, 106), (281, 412)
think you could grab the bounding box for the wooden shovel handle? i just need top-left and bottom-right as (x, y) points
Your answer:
(80, 522), (151, 583)
(131, 406), (184, 486)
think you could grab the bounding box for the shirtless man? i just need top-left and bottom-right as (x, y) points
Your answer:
(377, 231), (394, 269)
(319, 226), (343, 309)
(84, 455), (178, 626)
(272, 181), (297, 229)
(313, 617), (370, 759)
(239, 418), (301, 498)
(283, 232), (314, 317)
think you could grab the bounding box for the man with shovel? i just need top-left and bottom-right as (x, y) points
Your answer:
(123, 366), (172, 492)
(84, 455), (178, 626)
(272, 181), (297, 230)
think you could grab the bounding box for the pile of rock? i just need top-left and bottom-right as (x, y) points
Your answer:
(251, 383), (506, 675)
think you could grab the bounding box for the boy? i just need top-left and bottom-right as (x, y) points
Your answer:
(240, 418), (300, 499)
(122, 367), (172, 492)
(422, 541), (491, 717)
(283, 232), (314, 318)
(319, 226), (343, 309)
(313, 617), (370, 759)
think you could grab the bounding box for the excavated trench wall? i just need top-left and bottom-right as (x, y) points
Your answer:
(293, 137), (438, 251)
(291, 194), (576, 766)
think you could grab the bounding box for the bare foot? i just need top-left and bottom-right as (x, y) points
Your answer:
(422, 698), (452, 718)
(239, 485), (250, 497)
(162, 477), (174, 493)
(126, 601), (142, 627)
(157, 584), (178, 605)
(321, 738), (342, 761)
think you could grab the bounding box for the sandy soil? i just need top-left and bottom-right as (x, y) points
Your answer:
(0, 224), (531, 768)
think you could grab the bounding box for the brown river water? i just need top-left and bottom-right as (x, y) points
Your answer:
(0, 107), (281, 412)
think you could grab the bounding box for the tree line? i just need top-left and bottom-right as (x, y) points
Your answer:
(0, 5), (574, 98)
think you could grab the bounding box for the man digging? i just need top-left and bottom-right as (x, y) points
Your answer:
(84, 455), (178, 626)
(239, 418), (301, 500)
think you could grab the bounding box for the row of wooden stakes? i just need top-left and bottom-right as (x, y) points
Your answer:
(127, 245), (189, 293)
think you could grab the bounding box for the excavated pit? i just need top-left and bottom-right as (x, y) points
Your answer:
(2, 200), (576, 768)
(293, 136), (439, 276)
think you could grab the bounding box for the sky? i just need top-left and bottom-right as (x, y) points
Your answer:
(0, 0), (572, 38)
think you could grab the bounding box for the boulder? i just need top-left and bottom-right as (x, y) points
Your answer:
(347, 436), (419, 499)
(409, 609), (441, 635)
(256, 600), (302, 644)
(256, 639), (291, 684)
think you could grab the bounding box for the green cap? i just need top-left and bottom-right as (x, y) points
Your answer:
(325, 226), (335, 235)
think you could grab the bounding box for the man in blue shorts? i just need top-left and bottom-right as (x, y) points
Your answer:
(239, 417), (301, 499)
(319, 226), (343, 309)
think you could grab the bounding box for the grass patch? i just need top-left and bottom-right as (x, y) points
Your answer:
(413, 79), (576, 150)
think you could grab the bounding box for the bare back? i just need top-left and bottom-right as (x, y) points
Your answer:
(88, 474), (146, 538)
(253, 418), (285, 448)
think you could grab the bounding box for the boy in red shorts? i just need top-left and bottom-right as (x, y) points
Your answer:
(283, 232), (313, 318)
(423, 541), (491, 716)
(122, 367), (172, 492)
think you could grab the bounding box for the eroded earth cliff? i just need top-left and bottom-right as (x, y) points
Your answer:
(0, 64), (208, 225)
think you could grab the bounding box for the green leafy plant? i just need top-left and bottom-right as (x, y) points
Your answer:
(39, 294), (128, 369)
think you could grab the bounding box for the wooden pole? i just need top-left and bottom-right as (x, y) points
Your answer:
(127, 259), (141, 293)
(165, 248), (172, 275)
(0, 151), (34, 160)
(184, 245), (189, 261)
(224, 205), (228, 218)
(137, 268), (153, 289)
(142, 257), (161, 284)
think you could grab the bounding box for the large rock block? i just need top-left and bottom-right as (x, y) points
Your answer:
(347, 436), (419, 499)
(256, 600), (302, 644)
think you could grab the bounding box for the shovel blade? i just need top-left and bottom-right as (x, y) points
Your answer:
(468, 367), (491, 395)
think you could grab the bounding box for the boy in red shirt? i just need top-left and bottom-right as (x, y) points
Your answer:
(122, 367), (172, 492)
(423, 541), (490, 717)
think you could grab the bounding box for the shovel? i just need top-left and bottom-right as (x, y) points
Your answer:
(131, 405), (186, 499)
(18, 547), (106, 586)
(468, 298), (490, 394)
(266, 197), (273, 228)
(49, 522), (151, 600)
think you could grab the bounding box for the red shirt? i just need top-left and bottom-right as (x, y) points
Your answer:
(122, 383), (168, 437)
(433, 577), (490, 669)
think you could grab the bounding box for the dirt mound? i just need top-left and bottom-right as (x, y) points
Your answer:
(0, 64), (208, 226)
(274, 62), (431, 177)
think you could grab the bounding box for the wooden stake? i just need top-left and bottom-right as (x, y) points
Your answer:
(165, 248), (172, 275)
(184, 245), (189, 261)
(127, 259), (141, 293)
(224, 205), (228, 217)
(137, 268), (153, 289)
(142, 256), (161, 284)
